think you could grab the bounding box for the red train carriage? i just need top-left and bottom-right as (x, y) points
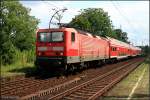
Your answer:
(129, 45), (141, 56)
(107, 37), (131, 60)
(107, 37), (141, 60)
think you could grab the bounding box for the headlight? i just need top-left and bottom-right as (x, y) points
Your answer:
(56, 52), (63, 56)
(37, 47), (47, 51)
(38, 52), (42, 56)
(52, 47), (64, 51)
(60, 52), (63, 55)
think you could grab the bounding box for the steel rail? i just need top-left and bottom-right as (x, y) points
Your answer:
(48, 58), (143, 100)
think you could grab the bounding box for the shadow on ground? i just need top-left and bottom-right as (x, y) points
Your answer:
(8, 64), (104, 80)
(133, 93), (150, 98)
(9, 66), (37, 76)
(100, 94), (150, 100)
(8, 65), (86, 79)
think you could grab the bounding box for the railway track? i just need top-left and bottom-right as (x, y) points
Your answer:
(48, 58), (143, 100)
(1, 74), (77, 97)
(1, 58), (144, 100)
(1, 59), (129, 97)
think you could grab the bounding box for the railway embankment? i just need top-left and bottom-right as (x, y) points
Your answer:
(0, 63), (36, 82)
(102, 59), (149, 100)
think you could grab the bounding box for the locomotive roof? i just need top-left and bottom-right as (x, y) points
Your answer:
(38, 27), (105, 38)
(76, 29), (109, 40)
(37, 27), (72, 32)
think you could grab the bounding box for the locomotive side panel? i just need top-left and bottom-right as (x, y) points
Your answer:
(78, 33), (109, 62)
(65, 29), (81, 63)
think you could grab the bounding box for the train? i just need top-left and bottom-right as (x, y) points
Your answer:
(35, 27), (141, 72)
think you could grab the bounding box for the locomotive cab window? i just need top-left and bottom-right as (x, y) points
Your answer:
(38, 32), (64, 42)
(51, 32), (64, 42)
(38, 32), (47, 42)
(71, 32), (75, 42)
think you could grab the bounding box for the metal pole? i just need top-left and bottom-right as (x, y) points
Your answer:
(49, 10), (59, 29)
(49, 8), (67, 29)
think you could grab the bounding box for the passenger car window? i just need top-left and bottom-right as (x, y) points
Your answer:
(111, 47), (117, 51)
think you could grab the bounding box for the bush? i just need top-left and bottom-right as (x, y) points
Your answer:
(0, 48), (35, 67)
(1, 1), (38, 66)
(14, 49), (35, 65)
(0, 41), (16, 65)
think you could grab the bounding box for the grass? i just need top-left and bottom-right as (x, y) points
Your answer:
(0, 50), (37, 77)
(102, 60), (149, 99)
(145, 56), (150, 64)
(1, 62), (36, 77)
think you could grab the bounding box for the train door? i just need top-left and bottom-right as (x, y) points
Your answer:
(66, 31), (80, 63)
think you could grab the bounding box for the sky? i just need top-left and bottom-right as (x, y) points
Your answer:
(20, 1), (149, 46)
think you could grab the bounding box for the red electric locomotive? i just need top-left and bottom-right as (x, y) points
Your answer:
(35, 27), (141, 71)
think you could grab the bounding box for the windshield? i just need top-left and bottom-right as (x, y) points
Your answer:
(38, 32), (64, 42)
(52, 32), (63, 42)
(38, 32), (47, 42)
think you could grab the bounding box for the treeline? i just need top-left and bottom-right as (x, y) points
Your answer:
(139, 45), (150, 56)
(68, 8), (128, 43)
(0, 1), (39, 65)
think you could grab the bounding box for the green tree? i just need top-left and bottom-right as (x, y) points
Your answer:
(68, 8), (113, 37)
(141, 45), (150, 56)
(68, 8), (129, 43)
(121, 32), (128, 42)
(113, 29), (128, 42)
(0, 1), (39, 64)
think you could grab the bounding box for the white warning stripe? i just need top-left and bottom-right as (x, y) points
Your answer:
(127, 64), (146, 100)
